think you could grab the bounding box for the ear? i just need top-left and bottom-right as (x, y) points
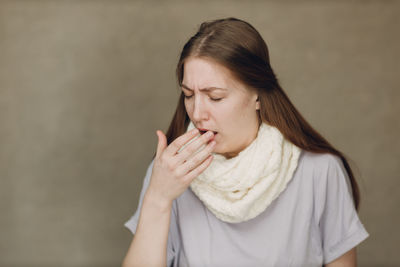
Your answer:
(255, 96), (260, 110)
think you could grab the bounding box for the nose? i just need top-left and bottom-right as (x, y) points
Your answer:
(192, 96), (208, 122)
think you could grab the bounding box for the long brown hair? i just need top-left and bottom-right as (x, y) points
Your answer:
(164, 17), (360, 210)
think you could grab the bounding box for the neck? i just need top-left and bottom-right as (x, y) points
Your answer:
(220, 120), (262, 159)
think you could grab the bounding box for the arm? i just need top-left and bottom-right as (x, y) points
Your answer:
(122, 129), (216, 267)
(315, 155), (369, 266)
(325, 247), (357, 267)
(122, 189), (172, 267)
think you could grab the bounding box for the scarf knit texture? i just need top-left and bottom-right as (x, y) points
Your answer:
(182, 121), (301, 223)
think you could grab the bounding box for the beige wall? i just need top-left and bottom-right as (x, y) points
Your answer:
(1, 1), (399, 266)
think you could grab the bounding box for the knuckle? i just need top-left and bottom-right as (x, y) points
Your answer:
(173, 168), (183, 178)
(175, 134), (189, 146)
(192, 140), (204, 150)
(182, 175), (193, 185)
(184, 160), (195, 171)
(201, 134), (210, 142)
(166, 161), (175, 172)
(158, 155), (166, 165)
(170, 142), (179, 151)
(193, 154), (203, 164)
(198, 147), (211, 158)
(185, 144), (196, 154)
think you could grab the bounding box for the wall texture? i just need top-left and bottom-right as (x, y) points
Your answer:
(0, 1), (399, 266)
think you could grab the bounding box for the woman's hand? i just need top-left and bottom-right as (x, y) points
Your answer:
(146, 128), (216, 205)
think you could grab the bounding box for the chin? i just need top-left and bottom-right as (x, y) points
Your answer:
(212, 142), (224, 152)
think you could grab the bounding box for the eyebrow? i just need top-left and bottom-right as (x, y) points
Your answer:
(181, 83), (227, 92)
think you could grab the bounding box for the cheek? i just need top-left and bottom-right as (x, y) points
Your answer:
(184, 101), (192, 115)
(236, 99), (255, 119)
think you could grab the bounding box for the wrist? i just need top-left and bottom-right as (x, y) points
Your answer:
(143, 188), (173, 213)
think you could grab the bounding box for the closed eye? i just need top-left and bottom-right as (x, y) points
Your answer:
(183, 95), (222, 102)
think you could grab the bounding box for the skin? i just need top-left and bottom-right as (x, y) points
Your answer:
(325, 248), (357, 267)
(122, 56), (263, 266)
(181, 56), (358, 266)
(122, 127), (217, 267)
(122, 56), (358, 266)
(181, 56), (261, 159)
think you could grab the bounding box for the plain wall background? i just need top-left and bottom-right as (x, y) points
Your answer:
(1, 0), (399, 266)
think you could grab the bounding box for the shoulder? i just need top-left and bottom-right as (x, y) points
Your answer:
(297, 150), (351, 193)
(298, 151), (356, 224)
(299, 150), (345, 178)
(300, 150), (343, 170)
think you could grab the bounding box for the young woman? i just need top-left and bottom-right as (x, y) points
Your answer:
(122, 17), (369, 267)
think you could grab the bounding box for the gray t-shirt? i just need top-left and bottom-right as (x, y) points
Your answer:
(124, 150), (369, 267)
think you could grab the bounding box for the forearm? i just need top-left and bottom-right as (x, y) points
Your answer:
(122, 190), (172, 267)
(325, 248), (357, 267)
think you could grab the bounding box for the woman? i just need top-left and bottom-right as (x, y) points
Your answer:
(122, 17), (369, 267)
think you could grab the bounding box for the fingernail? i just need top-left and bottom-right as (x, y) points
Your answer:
(206, 131), (213, 137)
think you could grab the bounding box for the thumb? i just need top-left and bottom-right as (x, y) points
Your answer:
(156, 130), (167, 158)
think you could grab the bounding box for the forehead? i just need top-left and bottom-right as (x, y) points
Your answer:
(182, 57), (244, 92)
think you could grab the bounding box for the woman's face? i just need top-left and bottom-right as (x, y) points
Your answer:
(182, 57), (261, 159)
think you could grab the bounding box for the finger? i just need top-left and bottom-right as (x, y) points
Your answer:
(164, 128), (199, 157)
(176, 140), (216, 176)
(175, 131), (214, 165)
(155, 130), (167, 159)
(184, 154), (214, 183)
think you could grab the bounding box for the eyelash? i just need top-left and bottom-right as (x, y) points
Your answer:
(184, 95), (222, 102)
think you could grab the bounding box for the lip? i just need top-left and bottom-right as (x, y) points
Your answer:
(197, 128), (218, 143)
(197, 128), (218, 135)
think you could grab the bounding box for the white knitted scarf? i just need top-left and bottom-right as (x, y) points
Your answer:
(183, 121), (301, 223)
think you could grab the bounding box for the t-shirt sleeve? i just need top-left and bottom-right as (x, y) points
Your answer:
(314, 154), (369, 264)
(124, 159), (155, 234)
(123, 159), (177, 267)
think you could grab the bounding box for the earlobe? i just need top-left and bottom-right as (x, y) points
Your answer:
(256, 96), (260, 110)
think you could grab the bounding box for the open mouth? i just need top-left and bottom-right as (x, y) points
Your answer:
(199, 129), (218, 135)
(198, 129), (218, 142)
